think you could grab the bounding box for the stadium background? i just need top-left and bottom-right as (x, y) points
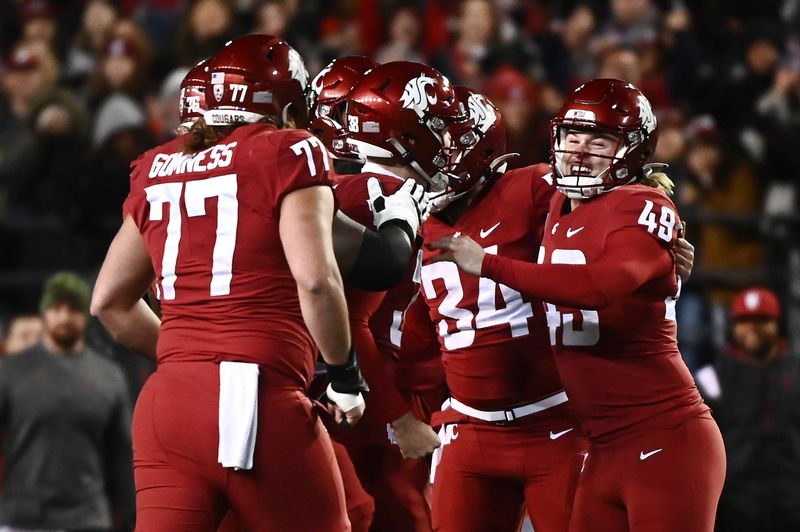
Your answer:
(0, 0), (798, 527)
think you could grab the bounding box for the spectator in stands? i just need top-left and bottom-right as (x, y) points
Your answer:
(64, 0), (119, 88)
(0, 42), (59, 142)
(0, 42), (60, 219)
(2, 314), (43, 356)
(541, 3), (598, 91)
(484, 65), (549, 168)
(87, 32), (151, 109)
(432, 0), (504, 88)
(0, 272), (135, 531)
(18, 0), (58, 50)
(253, 0), (290, 37)
(680, 115), (764, 304)
(86, 93), (153, 233)
(708, 20), (785, 166)
(5, 89), (90, 224)
(697, 287), (800, 532)
(753, 49), (800, 181)
(374, 6), (425, 64)
(591, 0), (661, 54)
(175, 0), (240, 67)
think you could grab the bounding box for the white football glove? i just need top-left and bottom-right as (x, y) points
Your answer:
(367, 177), (430, 237)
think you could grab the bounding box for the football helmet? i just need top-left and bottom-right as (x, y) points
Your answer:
(550, 78), (658, 199)
(178, 59), (208, 131)
(308, 55), (378, 159)
(203, 34), (309, 127)
(343, 61), (465, 191)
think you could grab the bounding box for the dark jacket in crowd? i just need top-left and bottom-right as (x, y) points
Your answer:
(706, 342), (800, 532)
(0, 342), (135, 530)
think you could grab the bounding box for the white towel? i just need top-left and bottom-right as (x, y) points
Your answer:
(218, 361), (260, 470)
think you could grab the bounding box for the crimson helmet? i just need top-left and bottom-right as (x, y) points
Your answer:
(447, 87), (510, 192)
(343, 61), (465, 191)
(203, 34), (309, 127)
(178, 59), (208, 130)
(550, 78), (659, 199)
(308, 56), (378, 158)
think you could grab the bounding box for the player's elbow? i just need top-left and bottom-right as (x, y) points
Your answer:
(294, 271), (341, 296)
(90, 291), (111, 321)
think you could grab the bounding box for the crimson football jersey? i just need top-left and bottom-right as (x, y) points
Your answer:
(419, 163), (563, 411)
(333, 163), (418, 437)
(123, 124), (333, 387)
(538, 184), (707, 440)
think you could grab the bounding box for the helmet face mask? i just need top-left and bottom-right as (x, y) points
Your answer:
(343, 61), (466, 191)
(203, 34), (309, 128)
(550, 79), (658, 199)
(431, 87), (507, 209)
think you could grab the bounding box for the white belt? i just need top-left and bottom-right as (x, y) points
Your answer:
(448, 391), (569, 423)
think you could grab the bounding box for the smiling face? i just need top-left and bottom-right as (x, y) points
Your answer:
(558, 129), (621, 179)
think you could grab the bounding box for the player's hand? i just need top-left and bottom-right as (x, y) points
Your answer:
(675, 223), (694, 282)
(326, 391), (366, 427)
(428, 234), (485, 276)
(390, 412), (440, 459)
(324, 346), (369, 427)
(367, 177), (430, 238)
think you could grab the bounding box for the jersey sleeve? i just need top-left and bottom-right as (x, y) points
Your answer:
(272, 130), (335, 213)
(122, 155), (149, 228)
(483, 227), (673, 308)
(399, 294), (441, 363)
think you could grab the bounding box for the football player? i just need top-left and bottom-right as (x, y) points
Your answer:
(433, 79), (722, 532)
(169, 55), (379, 532)
(410, 87), (587, 532)
(320, 61), (465, 532)
(91, 35), (367, 531)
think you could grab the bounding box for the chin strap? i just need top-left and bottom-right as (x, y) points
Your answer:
(387, 137), (449, 192)
(488, 153), (520, 174)
(643, 162), (670, 178)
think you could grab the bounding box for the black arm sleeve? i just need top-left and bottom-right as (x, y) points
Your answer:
(347, 222), (414, 291)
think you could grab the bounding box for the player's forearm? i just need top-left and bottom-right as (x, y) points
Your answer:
(482, 256), (613, 308)
(94, 299), (159, 360)
(297, 276), (352, 365)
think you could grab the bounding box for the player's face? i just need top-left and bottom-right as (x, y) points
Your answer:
(560, 130), (619, 178)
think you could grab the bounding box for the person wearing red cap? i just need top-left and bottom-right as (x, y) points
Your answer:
(695, 287), (800, 532)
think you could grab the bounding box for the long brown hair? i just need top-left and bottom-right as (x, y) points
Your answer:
(181, 113), (295, 153)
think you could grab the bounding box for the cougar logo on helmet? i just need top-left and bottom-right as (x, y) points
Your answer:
(311, 64), (332, 97)
(400, 74), (437, 114)
(637, 93), (657, 133)
(288, 48), (308, 89)
(467, 94), (496, 133)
